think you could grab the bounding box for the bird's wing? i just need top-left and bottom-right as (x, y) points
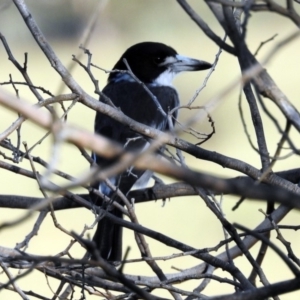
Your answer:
(93, 81), (179, 194)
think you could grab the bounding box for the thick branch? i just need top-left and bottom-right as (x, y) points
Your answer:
(1, 168), (300, 210)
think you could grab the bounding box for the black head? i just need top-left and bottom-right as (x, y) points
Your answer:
(108, 42), (212, 85)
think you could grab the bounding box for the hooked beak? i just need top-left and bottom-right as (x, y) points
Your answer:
(162, 54), (212, 73)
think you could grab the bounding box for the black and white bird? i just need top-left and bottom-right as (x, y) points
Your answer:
(91, 42), (212, 261)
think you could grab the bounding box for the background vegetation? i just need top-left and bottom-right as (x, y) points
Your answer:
(1, 0), (300, 299)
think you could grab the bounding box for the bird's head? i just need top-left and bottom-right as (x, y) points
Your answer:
(108, 42), (212, 86)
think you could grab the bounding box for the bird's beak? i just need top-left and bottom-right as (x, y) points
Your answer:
(163, 54), (212, 73)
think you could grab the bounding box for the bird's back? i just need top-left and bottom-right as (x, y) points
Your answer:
(95, 81), (179, 145)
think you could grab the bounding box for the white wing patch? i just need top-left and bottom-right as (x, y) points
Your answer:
(131, 170), (153, 191)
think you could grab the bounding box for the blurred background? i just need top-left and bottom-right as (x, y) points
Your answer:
(1, 0), (300, 298)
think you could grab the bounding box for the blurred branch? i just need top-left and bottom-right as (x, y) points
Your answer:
(2, 89), (300, 208)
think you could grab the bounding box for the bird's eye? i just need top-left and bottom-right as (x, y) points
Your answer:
(153, 56), (163, 64)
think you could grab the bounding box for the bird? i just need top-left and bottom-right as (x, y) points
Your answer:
(91, 42), (212, 261)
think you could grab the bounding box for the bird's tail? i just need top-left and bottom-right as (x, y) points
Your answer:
(92, 205), (123, 261)
(90, 169), (147, 261)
